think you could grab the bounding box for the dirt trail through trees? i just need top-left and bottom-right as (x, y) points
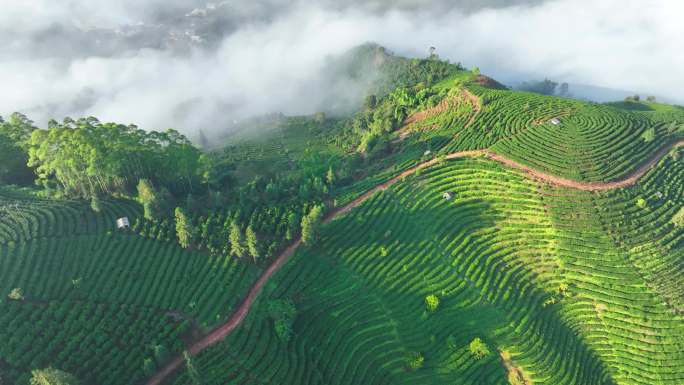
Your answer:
(145, 139), (683, 385)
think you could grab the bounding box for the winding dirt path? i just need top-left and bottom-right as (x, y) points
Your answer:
(145, 139), (683, 385)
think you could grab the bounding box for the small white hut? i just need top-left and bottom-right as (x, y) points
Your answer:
(550, 118), (561, 125)
(116, 217), (130, 229)
(442, 192), (453, 201)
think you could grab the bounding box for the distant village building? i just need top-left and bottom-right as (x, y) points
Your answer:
(656, 191), (664, 199)
(116, 217), (130, 229)
(424, 150), (432, 156)
(442, 192), (453, 201)
(550, 118), (561, 125)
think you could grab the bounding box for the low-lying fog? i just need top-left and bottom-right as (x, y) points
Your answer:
(1, 0), (681, 135)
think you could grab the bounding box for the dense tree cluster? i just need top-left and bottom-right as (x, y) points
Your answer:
(519, 78), (569, 96)
(26, 117), (204, 199)
(0, 113), (36, 185)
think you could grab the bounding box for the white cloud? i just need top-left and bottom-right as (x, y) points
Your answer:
(0, 0), (682, 135)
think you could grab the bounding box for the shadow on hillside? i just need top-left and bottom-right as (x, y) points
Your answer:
(299, 179), (616, 385)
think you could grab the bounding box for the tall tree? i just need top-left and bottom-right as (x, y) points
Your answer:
(137, 179), (160, 220)
(27, 117), (203, 199)
(0, 113), (36, 185)
(90, 195), (102, 213)
(229, 222), (245, 258)
(246, 225), (260, 263)
(301, 204), (324, 246)
(326, 166), (335, 187)
(175, 207), (192, 249)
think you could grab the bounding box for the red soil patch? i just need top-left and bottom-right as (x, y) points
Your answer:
(396, 89), (482, 140)
(475, 75), (508, 90)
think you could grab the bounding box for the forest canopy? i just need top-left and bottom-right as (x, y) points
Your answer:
(26, 117), (205, 199)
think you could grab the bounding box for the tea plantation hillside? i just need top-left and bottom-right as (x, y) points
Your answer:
(3, 50), (684, 385)
(0, 188), (259, 385)
(394, 76), (684, 183)
(171, 148), (684, 385)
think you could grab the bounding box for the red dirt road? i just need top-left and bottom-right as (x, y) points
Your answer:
(482, 140), (684, 191)
(145, 139), (683, 385)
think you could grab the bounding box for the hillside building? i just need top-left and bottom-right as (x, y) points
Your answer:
(442, 192), (453, 201)
(116, 217), (130, 229)
(550, 118), (561, 125)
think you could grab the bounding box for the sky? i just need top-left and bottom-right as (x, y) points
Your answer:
(0, 0), (682, 136)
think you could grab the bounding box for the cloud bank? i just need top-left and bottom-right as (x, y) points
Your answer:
(0, 0), (682, 136)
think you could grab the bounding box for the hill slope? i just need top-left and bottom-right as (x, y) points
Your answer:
(2, 58), (684, 385)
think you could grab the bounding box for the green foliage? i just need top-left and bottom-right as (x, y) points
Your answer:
(355, 43), (464, 95)
(357, 131), (381, 155)
(229, 222), (246, 258)
(26, 117), (204, 199)
(0, 113), (36, 185)
(406, 351), (424, 371)
(89, 195), (101, 213)
(0, 190), (258, 385)
(326, 167), (335, 187)
(137, 179), (160, 220)
(425, 294), (440, 312)
(29, 368), (79, 385)
(301, 204), (324, 246)
(174, 207), (193, 248)
(183, 351), (202, 385)
(6, 45), (684, 385)
(8, 287), (24, 300)
(469, 338), (491, 360)
(246, 225), (260, 263)
(153, 344), (169, 365)
(379, 246), (389, 257)
(519, 78), (559, 95)
(672, 207), (684, 227)
(666, 121), (680, 134)
(364, 94), (377, 109)
(642, 127), (656, 143)
(636, 197), (648, 209)
(142, 357), (156, 377)
(267, 299), (297, 342)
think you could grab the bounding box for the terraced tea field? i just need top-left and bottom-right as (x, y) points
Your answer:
(0, 189), (258, 385)
(169, 148), (684, 385)
(218, 116), (343, 183)
(400, 81), (684, 184)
